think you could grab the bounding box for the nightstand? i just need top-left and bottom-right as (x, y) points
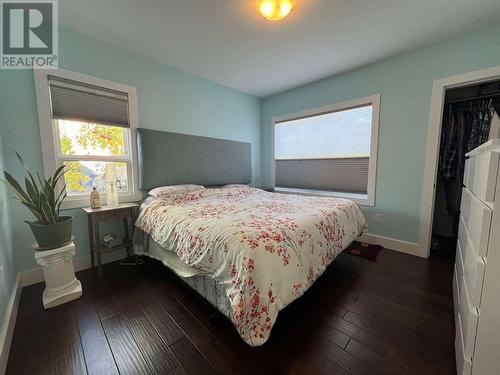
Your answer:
(82, 203), (139, 277)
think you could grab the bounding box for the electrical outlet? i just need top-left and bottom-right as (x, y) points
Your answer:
(374, 213), (382, 223)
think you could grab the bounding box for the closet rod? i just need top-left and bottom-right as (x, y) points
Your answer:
(446, 91), (500, 104)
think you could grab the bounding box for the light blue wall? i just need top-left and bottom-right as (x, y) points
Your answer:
(261, 23), (500, 244)
(0, 135), (16, 333)
(0, 28), (261, 272)
(2, 22), (500, 275)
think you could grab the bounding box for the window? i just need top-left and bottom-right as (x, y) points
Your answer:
(272, 95), (380, 206)
(34, 69), (141, 209)
(56, 120), (130, 195)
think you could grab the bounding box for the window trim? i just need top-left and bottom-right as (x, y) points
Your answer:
(271, 94), (380, 206)
(34, 68), (142, 209)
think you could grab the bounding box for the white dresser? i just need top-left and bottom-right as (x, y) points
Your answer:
(454, 138), (500, 375)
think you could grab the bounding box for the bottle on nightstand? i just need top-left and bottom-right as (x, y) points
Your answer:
(90, 186), (101, 208)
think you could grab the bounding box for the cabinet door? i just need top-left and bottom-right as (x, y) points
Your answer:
(460, 188), (492, 257)
(464, 152), (499, 203)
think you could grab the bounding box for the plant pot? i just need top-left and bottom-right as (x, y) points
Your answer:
(27, 216), (73, 250)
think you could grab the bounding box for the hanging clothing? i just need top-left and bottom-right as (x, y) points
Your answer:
(437, 101), (495, 217)
(467, 109), (481, 152)
(479, 111), (492, 145)
(439, 102), (494, 180)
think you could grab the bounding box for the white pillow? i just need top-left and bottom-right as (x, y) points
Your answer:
(148, 184), (204, 197)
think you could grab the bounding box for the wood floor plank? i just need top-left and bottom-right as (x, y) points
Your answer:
(126, 312), (180, 374)
(6, 285), (54, 375)
(168, 366), (189, 375)
(154, 279), (249, 347)
(49, 303), (87, 375)
(143, 297), (185, 345)
(101, 313), (152, 375)
(346, 338), (387, 370)
(163, 299), (242, 375)
(109, 276), (184, 374)
(93, 286), (121, 320)
(169, 336), (217, 375)
(344, 310), (375, 330)
(312, 338), (376, 375)
(302, 351), (351, 375)
(351, 296), (454, 362)
(384, 345), (456, 375)
(76, 301), (119, 375)
(154, 281), (269, 372)
(151, 284), (242, 375)
(319, 323), (351, 349)
(354, 292), (454, 338)
(325, 315), (391, 357)
(370, 317), (454, 371)
(337, 260), (454, 320)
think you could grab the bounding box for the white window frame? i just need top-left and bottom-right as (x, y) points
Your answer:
(34, 68), (142, 209)
(271, 94), (380, 206)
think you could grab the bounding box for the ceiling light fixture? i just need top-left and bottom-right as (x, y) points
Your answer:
(258, 0), (294, 21)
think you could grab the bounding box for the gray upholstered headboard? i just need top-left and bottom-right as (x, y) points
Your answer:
(136, 128), (252, 191)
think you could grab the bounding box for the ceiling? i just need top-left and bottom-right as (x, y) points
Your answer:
(59, 0), (500, 97)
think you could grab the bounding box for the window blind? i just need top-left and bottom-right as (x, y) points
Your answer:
(48, 77), (130, 127)
(274, 105), (373, 194)
(275, 105), (372, 159)
(275, 157), (369, 194)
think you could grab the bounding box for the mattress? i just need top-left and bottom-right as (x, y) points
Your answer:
(134, 185), (366, 346)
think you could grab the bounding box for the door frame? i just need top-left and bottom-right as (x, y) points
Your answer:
(419, 65), (500, 258)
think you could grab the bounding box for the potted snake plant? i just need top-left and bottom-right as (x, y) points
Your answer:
(2, 152), (72, 250)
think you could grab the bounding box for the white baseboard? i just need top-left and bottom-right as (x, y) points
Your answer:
(358, 232), (423, 258)
(0, 275), (21, 375)
(20, 248), (127, 287)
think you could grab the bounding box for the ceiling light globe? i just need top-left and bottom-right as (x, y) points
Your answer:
(258, 0), (294, 21)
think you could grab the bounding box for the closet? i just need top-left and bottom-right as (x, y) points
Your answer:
(431, 80), (500, 255)
(432, 79), (500, 375)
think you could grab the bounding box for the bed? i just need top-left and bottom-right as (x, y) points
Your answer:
(133, 129), (367, 346)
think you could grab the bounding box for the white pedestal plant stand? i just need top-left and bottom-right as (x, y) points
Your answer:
(33, 241), (82, 309)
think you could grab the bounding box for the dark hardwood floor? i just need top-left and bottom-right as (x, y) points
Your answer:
(6, 249), (456, 375)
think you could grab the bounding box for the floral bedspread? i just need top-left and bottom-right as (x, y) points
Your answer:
(135, 186), (367, 346)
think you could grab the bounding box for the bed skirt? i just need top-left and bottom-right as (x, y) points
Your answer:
(134, 228), (233, 321)
(179, 274), (233, 320)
